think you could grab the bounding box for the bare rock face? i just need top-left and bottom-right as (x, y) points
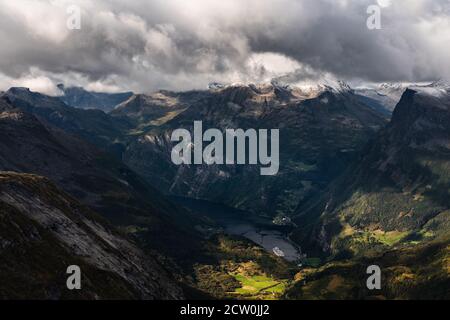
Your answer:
(0, 172), (183, 299)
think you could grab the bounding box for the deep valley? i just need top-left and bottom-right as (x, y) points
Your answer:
(0, 81), (449, 300)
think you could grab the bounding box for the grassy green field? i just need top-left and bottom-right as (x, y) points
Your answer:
(372, 230), (409, 246)
(192, 234), (295, 299)
(232, 274), (286, 296)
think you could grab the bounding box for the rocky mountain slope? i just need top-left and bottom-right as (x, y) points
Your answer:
(354, 83), (408, 115)
(293, 87), (450, 258)
(57, 84), (133, 112)
(354, 81), (450, 116)
(285, 235), (449, 300)
(0, 172), (182, 299)
(2, 81), (448, 300)
(2, 87), (132, 152)
(0, 98), (201, 262)
(279, 86), (450, 300)
(112, 90), (204, 128)
(115, 83), (387, 218)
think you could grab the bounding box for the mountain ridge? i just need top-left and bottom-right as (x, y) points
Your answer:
(0, 171), (183, 299)
(292, 88), (450, 258)
(116, 82), (387, 218)
(57, 84), (133, 112)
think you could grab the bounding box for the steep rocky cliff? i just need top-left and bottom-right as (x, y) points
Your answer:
(118, 83), (387, 218)
(293, 87), (450, 258)
(0, 172), (183, 299)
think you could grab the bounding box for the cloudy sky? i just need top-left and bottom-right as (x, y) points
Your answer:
(0, 0), (449, 94)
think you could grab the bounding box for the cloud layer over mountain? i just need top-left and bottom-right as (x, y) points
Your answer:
(0, 0), (449, 94)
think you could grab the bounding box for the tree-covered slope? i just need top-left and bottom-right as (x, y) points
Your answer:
(293, 88), (450, 260)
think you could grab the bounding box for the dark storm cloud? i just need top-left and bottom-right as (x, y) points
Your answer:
(0, 0), (448, 94)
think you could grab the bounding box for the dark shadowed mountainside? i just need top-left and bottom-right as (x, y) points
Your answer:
(0, 98), (202, 263)
(2, 87), (132, 153)
(293, 87), (450, 257)
(57, 84), (133, 112)
(0, 172), (183, 299)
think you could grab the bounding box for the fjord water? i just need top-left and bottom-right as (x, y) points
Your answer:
(173, 197), (302, 262)
(224, 223), (302, 262)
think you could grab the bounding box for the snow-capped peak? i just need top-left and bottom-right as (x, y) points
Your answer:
(378, 82), (407, 91)
(427, 79), (450, 89)
(409, 81), (450, 97)
(293, 78), (353, 95)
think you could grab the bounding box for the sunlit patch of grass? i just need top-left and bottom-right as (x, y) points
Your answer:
(371, 230), (409, 246)
(335, 227), (410, 256)
(232, 274), (286, 295)
(148, 109), (187, 126)
(339, 223), (356, 238)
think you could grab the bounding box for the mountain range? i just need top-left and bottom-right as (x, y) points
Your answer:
(57, 84), (133, 113)
(0, 80), (448, 299)
(115, 82), (386, 219)
(288, 86), (450, 299)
